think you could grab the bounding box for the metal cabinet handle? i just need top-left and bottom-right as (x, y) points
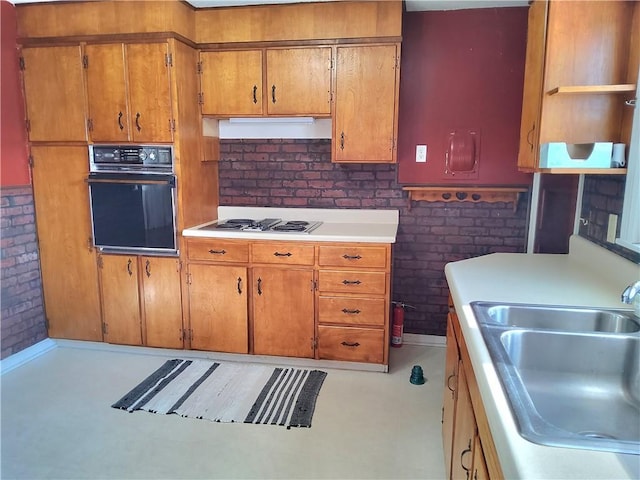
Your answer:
(446, 373), (456, 393)
(237, 277), (242, 295)
(342, 254), (361, 260)
(145, 260), (151, 278)
(526, 123), (535, 152)
(340, 131), (345, 150)
(208, 249), (226, 255)
(460, 439), (472, 478)
(271, 84), (276, 103)
(342, 308), (361, 315)
(341, 341), (360, 347)
(117, 111), (124, 131)
(126, 259), (133, 276)
(342, 279), (361, 285)
(257, 277), (262, 295)
(273, 252), (292, 257)
(135, 113), (141, 132)
(253, 85), (258, 104)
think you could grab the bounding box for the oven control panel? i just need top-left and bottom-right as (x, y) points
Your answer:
(90, 145), (173, 172)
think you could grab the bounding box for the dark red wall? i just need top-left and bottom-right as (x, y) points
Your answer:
(1, 0), (30, 187)
(398, 8), (532, 186)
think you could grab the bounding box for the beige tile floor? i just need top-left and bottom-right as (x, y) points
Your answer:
(1, 342), (446, 479)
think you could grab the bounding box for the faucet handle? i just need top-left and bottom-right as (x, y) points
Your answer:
(621, 281), (640, 304)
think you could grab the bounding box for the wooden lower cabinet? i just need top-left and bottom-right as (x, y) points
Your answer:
(252, 266), (315, 358)
(99, 255), (183, 348)
(184, 238), (392, 366)
(443, 308), (503, 479)
(30, 146), (102, 341)
(442, 320), (460, 479)
(187, 263), (248, 353)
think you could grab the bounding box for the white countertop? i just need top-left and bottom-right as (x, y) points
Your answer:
(182, 206), (399, 243)
(445, 236), (640, 479)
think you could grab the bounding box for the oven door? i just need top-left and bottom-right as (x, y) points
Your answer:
(87, 173), (177, 255)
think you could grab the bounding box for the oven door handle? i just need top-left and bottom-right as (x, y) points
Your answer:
(87, 174), (175, 187)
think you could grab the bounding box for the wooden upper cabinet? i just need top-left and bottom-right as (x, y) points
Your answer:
(85, 42), (173, 143)
(127, 43), (173, 143)
(85, 43), (129, 142)
(333, 44), (400, 163)
(200, 50), (263, 116)
(20, 46), (87, 142)
(30, 146), (102, 341)
(517, 0), (638, 172)
(266, 47), (332, 116)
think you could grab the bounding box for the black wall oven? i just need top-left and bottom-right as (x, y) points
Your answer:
(88, 145), (178, 256)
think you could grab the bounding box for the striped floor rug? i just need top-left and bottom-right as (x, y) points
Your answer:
(112, 359), (327, 429)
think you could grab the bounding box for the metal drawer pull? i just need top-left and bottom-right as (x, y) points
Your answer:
(252, 85), (258, 104)
(208, 249), (226, 255)
(135, 112), (141, 131)
(342, 280), (361, 285)
(117, 111), (124, 131)
(126, 259), (133, 276)
(341, 341), (360, 347)
(273, 252), (292, 257)
(446, 373), (456, 393)
(342, 254), (362, 260)
(257, 277), (262, 295)
(237, 277), (242, 295)
(342, 308), (361, 314)
(145, 260), (151, 278)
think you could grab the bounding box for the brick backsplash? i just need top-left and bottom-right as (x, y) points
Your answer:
(1, 186), (47, 359)
(219, 139), (529, 336)
(580, 175), (639, 264)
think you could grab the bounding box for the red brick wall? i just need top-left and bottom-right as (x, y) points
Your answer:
(1, 186), (47, 359)
(219, 139), (529, 335)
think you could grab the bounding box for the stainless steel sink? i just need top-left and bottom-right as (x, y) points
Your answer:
(472, 302), (640, 333)
(471, 302), (640, 455)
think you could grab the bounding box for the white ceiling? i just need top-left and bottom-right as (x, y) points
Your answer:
(10, 0), (529, 11)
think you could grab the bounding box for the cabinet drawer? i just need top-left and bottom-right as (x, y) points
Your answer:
(187, 239), (249, 263)
(318, 245), (388, 269)
(251, 243), (315, 265)
(317, 325), (384, 363)
(318, 296), (385, 326)
(318, 270), (387, 295)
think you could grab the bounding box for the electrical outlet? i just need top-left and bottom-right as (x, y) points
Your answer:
(607, 214), (618, 243)
(416, 145), (427, 163)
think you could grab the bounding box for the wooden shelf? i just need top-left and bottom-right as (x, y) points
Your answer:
(547, 84), (636, 95)
(403, 186), (528, 211)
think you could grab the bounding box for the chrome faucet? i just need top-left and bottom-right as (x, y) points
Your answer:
(621, 281), (640, 304)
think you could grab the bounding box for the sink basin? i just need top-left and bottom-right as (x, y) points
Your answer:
(480, 326), (640, 455)
(472, 302), (640, 333)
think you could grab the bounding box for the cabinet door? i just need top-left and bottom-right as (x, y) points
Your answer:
(472, 435), (490, 480)
(252, 267), (314, 358)
(21, 46), (87, 142)
(188, 264), (248, 353)
(141, 257), (183, 349)
(334, 45), (399, 163)
(85, 43), (129, 142)
(517, 0), (547, 171)
(451, 363), (476, 480)
(30, 146), (101, 341)
(266, 47), (332, 116)
(442, 318), (460, 480)
(200, 50), (263, 116)
(100, 255), (143, 346)
(127, 43), (173, 143)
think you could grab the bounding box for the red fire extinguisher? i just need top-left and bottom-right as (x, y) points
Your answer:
(391, 302), (414, 347)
